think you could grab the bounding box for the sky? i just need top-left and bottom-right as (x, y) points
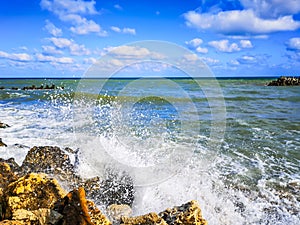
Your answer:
(0, 0), (300, 77)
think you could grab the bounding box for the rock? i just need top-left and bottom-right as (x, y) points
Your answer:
(159, 200), (208, 225)
(107, 204), (132, 222)
(11, 208), (63, 225)
(53, 187), (111, 225)
(20, 146), (79, 185)
(120, 212), (167, 225)
(0, 162), (19, 220)
(267, 76), (300, 86)
(83, 168), (135, 207)
(0, 158), (21, 174)
(4, 173), (66, 218)
(0, 220), (24, 224)
(0, 138), (7, 147)
(0, 122), (10, 128)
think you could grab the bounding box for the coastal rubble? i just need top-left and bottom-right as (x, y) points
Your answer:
(267, 76), (300, 86)
(0, 144), (208, 224)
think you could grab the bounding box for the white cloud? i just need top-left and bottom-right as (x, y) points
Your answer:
(42, 45), (63, 55)
(0, 51), (32, 61)
(123, 28), (136, 35)
(209, 39), (241, 52)
(40, 0), (98, 15)
(114, 4), (122, 10)
(286, 37), (300, 51)
(240, 0), (300, 19)
(185, 38), (208, 53)
(111, 26), (136, 35)
(199, 57), (220, 65)
(240, 40), (253, 48)
(184, 9), (300, 35)
(40, 0), (107, 36)
(49, 37), (91, 55)
(111, 26), (121, 33)
(36, 53), (74, 64)
(84, 57), (97, 64)
(45, 20), (62, 36)
(237, 55), (258, 64)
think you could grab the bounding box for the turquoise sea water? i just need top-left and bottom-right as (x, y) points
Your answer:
(0, 78), (299, 224)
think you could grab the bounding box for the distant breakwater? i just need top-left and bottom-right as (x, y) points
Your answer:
(267, 76), (300, 86)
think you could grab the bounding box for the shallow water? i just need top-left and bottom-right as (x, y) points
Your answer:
(0, 78), (299, 224)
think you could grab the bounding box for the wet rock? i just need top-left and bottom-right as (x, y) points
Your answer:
(0, 122), (10, 128)
(0, 138), (7, 147)
(4, 173), (66, 218)
(0, 221), (24, 224)
(11, 208), (63, 225)
(0, 158), (21, 174)
(83, 168), (135, 207)
(54, 187), (111, 225)
(20, 146), (79, 184)
(21, 84), (57, 91)
(120, 212), (167, 225)
(107, 204), (132, 223)
(267, 76), (300, 86)
(159, 200), (208, 225)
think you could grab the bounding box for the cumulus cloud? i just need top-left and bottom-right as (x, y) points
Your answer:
(49, 37), (90, 55)
(240, 40), (253, 48)
(44, 20), (62, 36)
(237, 55), (258, 64)
(286, 37), (300, 51)
(42, 45), (63, 55)
(240, 0), (300, 19)
(111, 26), (136, 35)
(40, 0), (106, 36)
(185, 38), (208, 53)
(36, 53), (74, 64)
(209, 39), (240, 52)
(0, 51), (32, 61)
(184, 9), (300, 35)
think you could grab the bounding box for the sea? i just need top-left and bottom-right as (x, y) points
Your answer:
(0, 78), (299, 224)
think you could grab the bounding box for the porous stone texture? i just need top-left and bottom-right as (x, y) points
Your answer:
(159, 200), (208, 225)
(120, 212), (167, 225)
(5, 173), (66, 218)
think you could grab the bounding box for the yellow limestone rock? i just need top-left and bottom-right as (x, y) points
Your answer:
(107, 204), (132, 222)
(6, 173), (66, 217)
(120, 212), (167, 225)
(159, 200), (208, 225)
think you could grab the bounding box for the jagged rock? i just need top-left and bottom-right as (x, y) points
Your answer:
(0, 122), (10, 128)
(0, 158), (21, 174)
(11, 208), (63, 225)
(54, 187), (111, 225)
(4, 173), (66, 219)
(20, 146), (79, 185)
(82, 168), (135, 207)
(120, 212), (167, 225)
(107, 204), (132, 222)
(267, 76), (300, 86)
(0, 138), (7, 147)
(0, 162), (19, 220)
(159, 200), (207, 225)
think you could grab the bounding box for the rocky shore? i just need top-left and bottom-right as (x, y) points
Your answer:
(267, 76), (300, 86)
(0, 122), (208, 225)
(0, 85), (64, 91)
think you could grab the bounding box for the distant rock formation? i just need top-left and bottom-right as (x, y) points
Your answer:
(267, 76), (300, 86)
(0, 85), (64, 91)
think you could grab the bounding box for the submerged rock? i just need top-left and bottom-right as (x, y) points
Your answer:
(0, 139), (7, 147)
(53, 187), (111, 225)
(0, 122), (10, 129)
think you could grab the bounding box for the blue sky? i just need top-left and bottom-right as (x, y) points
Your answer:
(0, 0), (300, 77)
